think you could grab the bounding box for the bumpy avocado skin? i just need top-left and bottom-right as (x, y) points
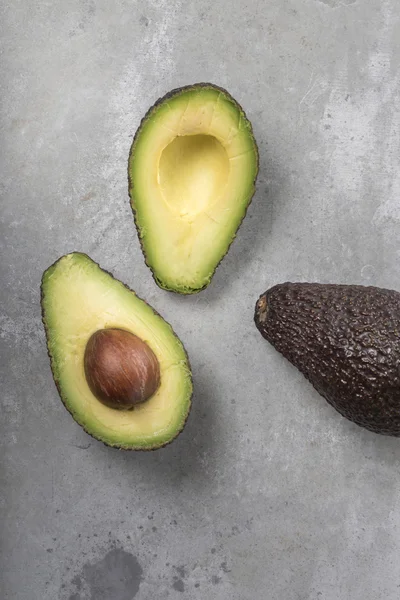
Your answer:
(41, 253), (192, 451)
(128, 82), (259, 294)
(255, 282), (400, 436)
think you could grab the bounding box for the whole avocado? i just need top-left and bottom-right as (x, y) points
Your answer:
(254, 282), (400, 436)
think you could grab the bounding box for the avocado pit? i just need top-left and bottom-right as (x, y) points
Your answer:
(84, 328), (161, 409)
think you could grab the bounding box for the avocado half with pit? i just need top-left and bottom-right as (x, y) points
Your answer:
(41, 252), (192, 449)
(128, 83), (259, 294)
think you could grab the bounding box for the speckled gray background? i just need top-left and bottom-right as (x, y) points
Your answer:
(1, 1), (400, 599)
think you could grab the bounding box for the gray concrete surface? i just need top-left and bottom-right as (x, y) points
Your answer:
(1, 0), (400, 598)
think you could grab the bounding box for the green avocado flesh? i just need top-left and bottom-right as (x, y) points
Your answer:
(41, 253), (192, 449)
(128, 83), (259, 294)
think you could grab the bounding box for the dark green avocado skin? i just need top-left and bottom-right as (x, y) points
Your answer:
(254, 282), (400, 436)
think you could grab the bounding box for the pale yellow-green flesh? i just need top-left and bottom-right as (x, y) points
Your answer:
(130, 86), (258, 292)
(42, 253), (192, 448)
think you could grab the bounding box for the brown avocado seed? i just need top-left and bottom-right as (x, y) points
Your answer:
(84, 328), (161, 409)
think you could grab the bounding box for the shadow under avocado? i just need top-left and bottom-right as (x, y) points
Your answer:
(116, 367), (220, 493)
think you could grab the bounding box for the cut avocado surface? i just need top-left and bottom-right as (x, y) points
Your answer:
(128, 83), (259, 294)
(41, 253), (192, 449)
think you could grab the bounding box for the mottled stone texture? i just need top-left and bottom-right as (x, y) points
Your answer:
(1, 0), (400, 599)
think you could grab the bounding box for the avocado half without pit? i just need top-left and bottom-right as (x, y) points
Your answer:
(128, 83), (259, 294)
(41, 252), (192, 449)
